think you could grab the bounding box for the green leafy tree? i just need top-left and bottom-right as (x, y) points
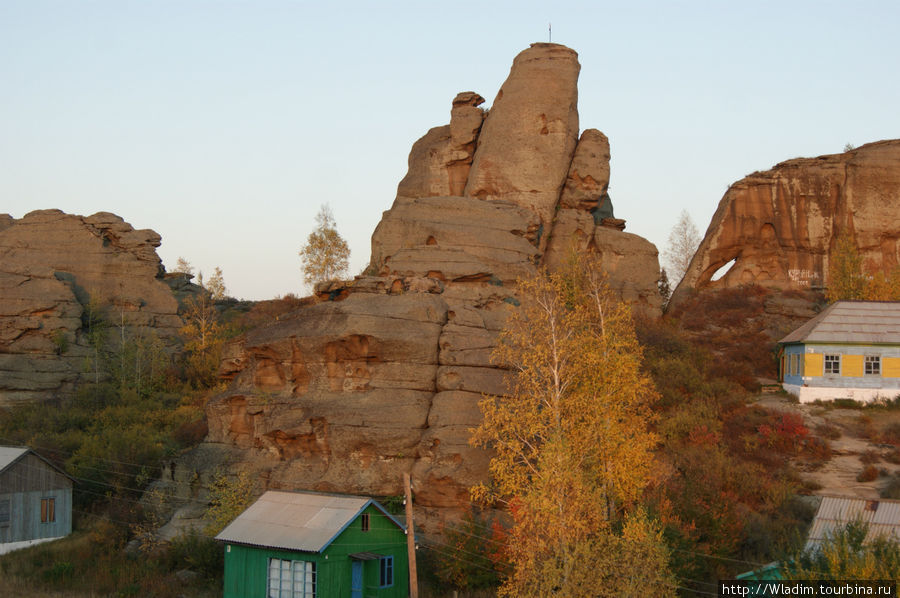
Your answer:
(471, 253), (673, 597)
(298, 204), (350, 287)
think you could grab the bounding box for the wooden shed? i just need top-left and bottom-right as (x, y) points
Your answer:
(216, 490), (409, 598)
(0, 446), (73, 554)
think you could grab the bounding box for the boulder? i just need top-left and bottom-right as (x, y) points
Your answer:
(559, 128), (611, 211)
(395, 92), (486, 200)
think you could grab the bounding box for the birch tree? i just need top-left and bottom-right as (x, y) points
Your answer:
(299, 204), (350, 287)
(471, 253), (673, 597)
(663, 210), (701, 285)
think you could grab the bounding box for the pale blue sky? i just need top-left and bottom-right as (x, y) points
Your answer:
(2, 1), (898, 299)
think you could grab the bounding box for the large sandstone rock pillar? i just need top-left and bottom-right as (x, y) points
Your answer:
(464, 43), (581, 248)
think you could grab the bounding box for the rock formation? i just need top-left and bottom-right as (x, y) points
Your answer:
(670, 140), (900, 307)
(0, 210), (182, 406)
(153, 43), (663, 534)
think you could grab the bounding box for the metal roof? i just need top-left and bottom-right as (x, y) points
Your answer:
(215, 490), (405, 553)
(780, 301), (900, 345)
(0, 446), (75, 482)
(805, 495), (900, 551)
(0, 447), (30, 472)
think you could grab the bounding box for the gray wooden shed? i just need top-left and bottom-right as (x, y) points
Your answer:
(0, 446), (73, 554)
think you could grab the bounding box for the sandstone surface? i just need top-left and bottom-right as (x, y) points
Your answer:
(670, 140), (900, 307)
(0, 210), (182, 405)
(464, 43), (581, 248)
(154, 43), (664, 533)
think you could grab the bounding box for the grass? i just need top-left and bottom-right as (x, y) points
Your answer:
(0, 520), (222, 598)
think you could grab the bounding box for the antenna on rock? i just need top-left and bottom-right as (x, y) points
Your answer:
(549, 22), (552, 42)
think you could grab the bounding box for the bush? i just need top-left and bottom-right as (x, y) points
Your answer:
(815, 423), (842, 440)
(881, 474), (900, 499)
(166, 529), (223, 579)
(859, 450), (881, 465)
(857, 465), (879, 482)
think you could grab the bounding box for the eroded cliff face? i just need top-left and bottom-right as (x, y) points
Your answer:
(169, 43), (663, 534)
(0, 210), (182, 406)
(671, 140), (900, 306)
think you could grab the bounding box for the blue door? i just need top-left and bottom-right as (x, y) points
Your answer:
(351, 560), (363, 598)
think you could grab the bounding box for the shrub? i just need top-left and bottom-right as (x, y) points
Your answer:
(859, 450), (881, 465)
(857, 465), (879, 482)
(815, 423), (842, 440)
(881, 474), (900, 499)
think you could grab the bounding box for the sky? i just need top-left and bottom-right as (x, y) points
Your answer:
(2, 1), (899, 300)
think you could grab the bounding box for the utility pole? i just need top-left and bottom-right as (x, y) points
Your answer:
(404, 472), (419, 598)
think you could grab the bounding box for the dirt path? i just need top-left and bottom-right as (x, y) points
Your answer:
(755, 395), (900, 499)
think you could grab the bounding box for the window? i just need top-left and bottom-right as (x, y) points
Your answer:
(866, 356), (881, 376)
(268, 558), (315, 598)
(361, 512), (370, 532)
(824, 354), (841, 375)
(0, 498), (9, 526)
(380, 556), (394, 588)
(40, 498), (55, 523)
(791, 354), (800, 376)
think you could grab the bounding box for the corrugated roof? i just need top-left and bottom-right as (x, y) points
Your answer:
(0, 446), (30, 472)
(215, 490), (405, 553)
(780, 301), (900, 345)
(805, 496), (900, 551)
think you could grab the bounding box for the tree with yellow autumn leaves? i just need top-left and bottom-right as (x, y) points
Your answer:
(827, 232), (900, 302)
(471, 254), (674, 597)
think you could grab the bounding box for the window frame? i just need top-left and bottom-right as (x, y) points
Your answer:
(40, 497), (55, 524)
(267, 557), (316, 598)
(380, 555), (394, 588)
(865, 355), (881, 376)
(824, 354), (841, 376)
(0, 498), (10, 527)
(361, 512), (370, 532)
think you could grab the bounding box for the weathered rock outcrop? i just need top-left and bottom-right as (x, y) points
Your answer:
(671, 140), (900, 307)
(0, 210), (182, 405)
(156, 43), (663, 534)
(464, 43), (581, 249)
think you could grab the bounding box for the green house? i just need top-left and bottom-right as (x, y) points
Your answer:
(216, 490), (409, 598)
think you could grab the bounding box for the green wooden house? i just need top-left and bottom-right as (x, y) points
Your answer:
(216, 490), (409, 598)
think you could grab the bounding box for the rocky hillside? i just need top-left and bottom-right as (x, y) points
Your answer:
(156, 43), (664, 533)
(0, 210), (183, 406)
(671, 140), (900, 307)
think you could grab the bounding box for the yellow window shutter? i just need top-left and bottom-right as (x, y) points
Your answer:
(805, 353), (823, 376)
(883, 357), (900, 378)
(842, 354), (864, 377)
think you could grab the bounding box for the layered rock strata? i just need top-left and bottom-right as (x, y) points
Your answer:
(0, 210), (182, 405)
(157, 43), (663, 533)
(671, 140), (900, 307)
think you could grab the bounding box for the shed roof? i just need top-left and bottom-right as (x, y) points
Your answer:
(0, 445), (72, 482)
(215, 490), (405, 553)
(805, 495), (900, 551)
(780, 301), (900, 345)
(0, 447), (30, 472)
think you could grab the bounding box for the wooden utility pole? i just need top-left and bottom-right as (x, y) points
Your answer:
(403, 472), (419, 598)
